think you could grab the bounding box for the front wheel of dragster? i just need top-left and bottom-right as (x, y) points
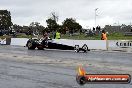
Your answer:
(76, 75), (87, 85)
(82, 44), (88, 53)
(74, 45), (80, 52)
(27, 41), (36, 50)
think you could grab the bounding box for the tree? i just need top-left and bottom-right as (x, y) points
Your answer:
(50, 12), (59, 22)
(0, 10), (12, 35)
(62, 18), (82, 34)
(12, 24), (22, 33)
(29, 22), (45, 35)
(46, 12), (60, 32)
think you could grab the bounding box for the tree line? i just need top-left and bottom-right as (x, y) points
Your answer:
(0, 10), (132, 36)
(0, 11), (82, 36)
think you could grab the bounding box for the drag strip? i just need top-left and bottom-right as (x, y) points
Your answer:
(0, 45), (132, 88)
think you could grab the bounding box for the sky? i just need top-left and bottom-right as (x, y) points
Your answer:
(0, 0), (132, 28)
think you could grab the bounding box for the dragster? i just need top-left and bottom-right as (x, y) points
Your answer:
(26, 38), (90, 53)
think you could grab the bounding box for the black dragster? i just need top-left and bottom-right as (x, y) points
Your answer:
(26, 38), (90, 53)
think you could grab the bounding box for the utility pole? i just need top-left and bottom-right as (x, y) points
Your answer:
(95, 8), (98, 30)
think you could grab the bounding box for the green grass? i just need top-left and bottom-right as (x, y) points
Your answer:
(61, 33), (101, 40)
(16, 35), (33, 38)
(61, 34), (100, 40)
(0, 35), (33, 39)
(0, 35), (11, 39)
(61, 33), (132, 40)
(107, 33), (132, 40)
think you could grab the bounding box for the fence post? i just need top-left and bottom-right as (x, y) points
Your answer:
(106, 40), (109, 51)
(6, 37), (11, 45)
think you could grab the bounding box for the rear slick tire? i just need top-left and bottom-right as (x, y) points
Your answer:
(27, 41), (36, 50)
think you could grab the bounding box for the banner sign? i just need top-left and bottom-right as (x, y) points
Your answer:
(108, 40), (132, 48)
(116, 40), (132, 48)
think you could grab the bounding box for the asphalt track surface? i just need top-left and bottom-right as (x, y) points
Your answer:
(0, 45), (132, 88)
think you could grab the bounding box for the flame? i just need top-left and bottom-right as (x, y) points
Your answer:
(77, 65), (86, 76)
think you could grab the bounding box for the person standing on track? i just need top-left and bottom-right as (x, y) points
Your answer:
(55, 30), (61, 39)
(42, 31), (49, 47)
(101, 30), (107, 40)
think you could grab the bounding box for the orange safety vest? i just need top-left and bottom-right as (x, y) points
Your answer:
(101, 33), (107, 40)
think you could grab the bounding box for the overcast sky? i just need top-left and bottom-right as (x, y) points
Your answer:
(0, 0), (132, 28)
